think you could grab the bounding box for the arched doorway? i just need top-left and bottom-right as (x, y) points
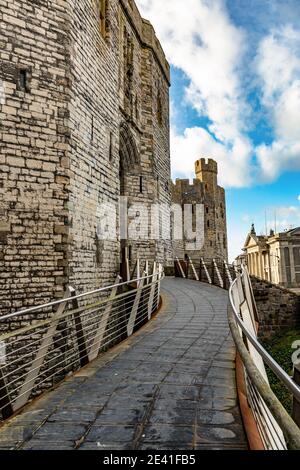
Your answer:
(119, 122), (139, 193)
(119, 123), (140, 277)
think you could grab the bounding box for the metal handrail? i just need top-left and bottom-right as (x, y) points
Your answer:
(0, 278), (162, 344)
(229, 272), (300, 403)
(228, 304), (300, 450)
(0, 262), (164, 419)
(0, 271), (159, 322)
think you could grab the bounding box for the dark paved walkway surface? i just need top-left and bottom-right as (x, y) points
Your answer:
(0, 278), (247, 450)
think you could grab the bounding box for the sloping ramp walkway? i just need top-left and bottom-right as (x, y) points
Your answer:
(0, 278), (247, 450)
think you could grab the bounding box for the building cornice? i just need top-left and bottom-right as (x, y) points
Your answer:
(119, 0), (170, 85)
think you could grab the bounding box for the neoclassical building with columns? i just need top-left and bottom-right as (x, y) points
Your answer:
(243, 225), (300, 289)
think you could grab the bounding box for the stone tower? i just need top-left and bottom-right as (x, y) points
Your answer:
(195, 159), (218, 194)
(171, 158), (228, 262)
(0, 0), (172, 315)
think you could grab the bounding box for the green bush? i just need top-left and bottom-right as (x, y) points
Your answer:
(263, 329), (300, 414)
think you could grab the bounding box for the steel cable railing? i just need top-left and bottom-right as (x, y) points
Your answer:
(0, 296), (157, 392)
(0, 262), (163, 420)
(229, 265), (300, 450)
(0, 297), (158, 416)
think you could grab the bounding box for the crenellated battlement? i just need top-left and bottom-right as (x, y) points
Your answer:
(194, 158), (218, 193)
(173, 178), (202, 189)
(195, 158), (218, 175)
(171, 158), (228, 262)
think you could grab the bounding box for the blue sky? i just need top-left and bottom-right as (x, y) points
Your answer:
(137, 0), (300, 260)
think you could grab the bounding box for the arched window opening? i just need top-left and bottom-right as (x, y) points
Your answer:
(119, 122), (140, 198)
(139, 176), (143, 194)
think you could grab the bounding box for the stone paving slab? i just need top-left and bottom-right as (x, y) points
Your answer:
(0, 278), (247, 450)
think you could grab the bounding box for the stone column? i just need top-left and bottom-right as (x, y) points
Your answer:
(279, 247), (286, 286)
(262, 253), (266, 280)
(290, 245), (296, 286)
(255, 252), (259, 277)
(268, 253), (272, 282)
(260, 252), (264, 280)
(249, 253), (253, 275)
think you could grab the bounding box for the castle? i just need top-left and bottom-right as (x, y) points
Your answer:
(0, 1), (229, 316)
(0, 0), (172, 313)
(171, 158), (228, 262)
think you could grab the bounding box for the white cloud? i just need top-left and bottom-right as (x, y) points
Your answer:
(256, 27), (300, 102)
(298, 195), (300, 202)
(255, 26), (300, 181)
(170, 127), (252, 187)
(268, 206), (300, 232)
(241, 214), (251, 223)
(275, 81), (300, 141)
(137, 2), (300, 188)
(256, 140), (300, 182)
(136, 0), (253, 187)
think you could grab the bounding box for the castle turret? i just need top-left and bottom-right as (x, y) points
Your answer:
(195, 158), (218, 194)
(172, 157), (228, 262)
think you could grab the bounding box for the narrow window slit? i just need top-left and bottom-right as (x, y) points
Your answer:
(140, 176), (143, 194)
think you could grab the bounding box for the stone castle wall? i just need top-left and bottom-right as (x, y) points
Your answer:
(251, 276), (300, 341)
(0, 0), (71, 314)
(0, 0), (171, 315)
(67, 0), (121, 293)
(172, 158), (228, 262)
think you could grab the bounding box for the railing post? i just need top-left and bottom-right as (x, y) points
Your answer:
(136, 259), (140, 286)
(199, 258), (202, 282)
(176, 257), (186, 279)
(88, 276), (122, 362)
(127, 272), (146, 337)
(69, 287), (89, 368)
(148, 263), (157, 319)
(145, 260), (149, 284)
(0, 366), (13, 419)
(188, 256), (199, 281)
(224, 260), (233, 288)
(292, 364), (300, 428)
(211, 260), (215, 285)
(201, 258), (212, 284)
(213, 259), (224, 288)
(13, 287), (72, 412)
(242, 266), (259, 325)
(223, 262), (227, 289)
(156, 264), (163, 310)
(130, 260), (137, 280)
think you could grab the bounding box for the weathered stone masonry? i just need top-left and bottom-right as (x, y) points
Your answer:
(251, 276), (300, 341)
(172, 158), (228, 262)
(0, 0), (71, 315)
(0, 0), (171, 315)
